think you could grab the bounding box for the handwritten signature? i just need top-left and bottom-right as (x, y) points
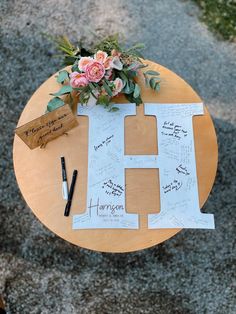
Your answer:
(176, 164), (190, 175)
(162, 179), (183, 193)
(102, 179), (124, 197)
(94, 135), (114, 151)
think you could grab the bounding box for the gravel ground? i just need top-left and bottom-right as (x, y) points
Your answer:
(0, 0), (235, 313)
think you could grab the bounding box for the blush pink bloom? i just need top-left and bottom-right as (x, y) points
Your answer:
(103, 56), (113, 70)
(78, 57), (93, 72)
(85, 61), (105, 83)
(111, 49), (121, 57)
(69, 72), (88, 88)
(94, 50), (108, 64)
(112, 78), (123, 96)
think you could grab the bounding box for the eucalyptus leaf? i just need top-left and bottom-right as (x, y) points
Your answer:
(133, 84), (141, 98)
(71, 63), (79, 72)
(127, 63), (138, 71)
(119, 71), (128, 84)
(122, 82), (131, 94)
(103, 80), (113, 97)
(155, 82), (160, 91)
(150, 77), (161, 89)
(144, 76), (149, 87)
(51, 85), (73, 96)
(145, 70), (160, 76)
(150, 78), (156, 89)
(109, 107), (119, 112)
(122, 79), (135, 94)
(47, 97), (64, 112)
(137, 64), (148, 69)
(125, 93), (142, 106)
(56, 70), (69, 84)
(129, 81), (135, 93)
(126, 70), (137, 79)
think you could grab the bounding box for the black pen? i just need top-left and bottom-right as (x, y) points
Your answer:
(61, 156), (68, 200)
(64, 170), (78, 217)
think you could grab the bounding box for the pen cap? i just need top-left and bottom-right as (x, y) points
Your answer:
(61, 156), (67, 181)
(61, 156), (65, 165)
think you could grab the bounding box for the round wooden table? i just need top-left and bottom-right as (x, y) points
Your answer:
(13, 60), (218, 253)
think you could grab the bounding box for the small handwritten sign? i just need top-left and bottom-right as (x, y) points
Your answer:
(15, 104), (78, 149)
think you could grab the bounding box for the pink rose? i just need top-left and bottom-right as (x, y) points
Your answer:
(85, 61), (105, 83)
(104, 56), (113, 70)
(104, 56), (123, 70)
(94, 50), (108, 64)
(78, 57), (93, 72)
(112, 78), (123, 96)
(70, 72), (88, 88)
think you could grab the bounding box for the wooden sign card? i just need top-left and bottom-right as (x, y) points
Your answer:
(15, 104), (78, 149)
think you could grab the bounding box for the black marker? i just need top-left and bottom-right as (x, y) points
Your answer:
(64, 170), (78, 217)
(61, 156), (68, 200)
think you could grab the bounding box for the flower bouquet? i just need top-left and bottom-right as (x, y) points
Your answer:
(47, 35), (161, 112)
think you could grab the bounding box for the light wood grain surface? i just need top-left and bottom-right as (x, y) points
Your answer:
(13, 60), (218, 253)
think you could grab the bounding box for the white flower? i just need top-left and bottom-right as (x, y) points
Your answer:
(111, 56), (123, 70)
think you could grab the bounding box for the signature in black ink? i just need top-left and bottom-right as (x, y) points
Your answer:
(161, 121), (188, 140)
(176, 164), (190, 176)
(102, 179), (124, 197)
(162, 179), (183, 193)
(94, 135), (114, 151)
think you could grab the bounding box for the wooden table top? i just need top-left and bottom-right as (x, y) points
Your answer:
(13, 60), (218, 253)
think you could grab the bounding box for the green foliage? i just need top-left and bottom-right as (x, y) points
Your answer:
(124, 43), (145, 58)
(94, 34), (145, 59)
(47, 97), (64, 112)
(97, 94), (110, 106)
(122, 80), (134, 94)
(109, 107), (119, 112)
(125, 93), (143, 106)
(94, 34), (121, 54)
(127, 63), (148, 72)
(79, 86), (90, 105)
(126, 70), (137, 79)
(145, 70), (160, 76)
(96, 94), (118, 112)
(103, 80), (113, 97)
(133, 84), (141, 98)
(63, 56), (77, 66)
(143, 70), (161, 92)
(193, 0), (236, 41)
(71, 62), (79, 72)
(49, 35), (91, 65)
(47, 33), (161, 112)
(50, 85), (73, 96)
(56, 70), (69, 84)
(55, 36), (75, 56)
